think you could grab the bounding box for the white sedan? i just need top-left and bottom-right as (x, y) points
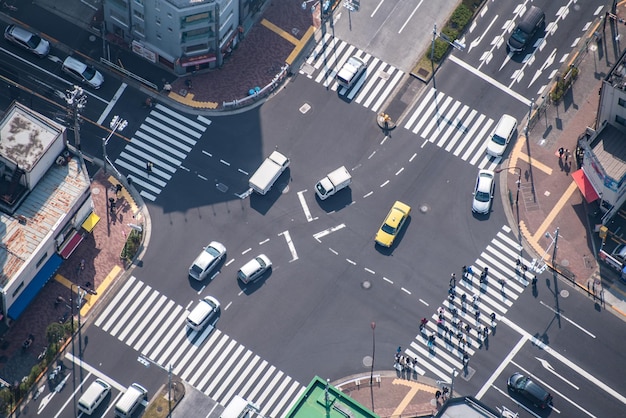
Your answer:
(472, 170), (495, 214)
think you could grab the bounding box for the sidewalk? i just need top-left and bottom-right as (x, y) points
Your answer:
(502, 9), (626, 317)
(0, 165), (139, 386)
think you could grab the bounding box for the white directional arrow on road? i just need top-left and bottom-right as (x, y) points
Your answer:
(536, 357), (580, 389)
(528, 48), (557, 87)
(313, 224), (346, 242)
(468, 14), (499, 53)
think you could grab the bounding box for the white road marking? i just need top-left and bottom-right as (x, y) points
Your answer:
(98, 83), (127, 124)
(329, 247), (338, 255)
(242, 248), (252, 255)
(395, 167), (404, 175)
(364, 268), (375, 274)
(279, 230), (298, 261)
(363, 191), (373, 198)
(449, 55), (531, 105)
(476, 334), (527, 399)
(383, 277), (393, 284)
(313, 224), (346, 242)
(539, 301), (596, 338)
(380, 180), (389, 187)
(409, 153), (417, 162)
(346, 259), (356, 265)
(220, 159), (230, 166)
(371, 0), (385, 18)
(534, 358), (579, 389)
(419, 299), (429, 306)
(297, 190), (317, 222)
(259, 238), (270, 245)
(202, 150), (213, 157)
(398, 0), (423, 33)
(401, 288), (411, 295)
(238, 168), (248, 175)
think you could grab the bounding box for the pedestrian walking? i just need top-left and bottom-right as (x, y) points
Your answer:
(442, 386), (449, 401)
(499, 278), (505, 292)
(462, 265), (467, 279)
(558, 147), (564, 160)
(565, 148), (571, 163)
(420, 317), (428, 331)
(397, 346), (402, 355)
(450, 273), (456, 288)
(466, 265), (474, 279)
(464, 323), (471, 334)
(435, 390), (441, 402)
(146, 161), (153, 174)
(461, 293), (467, 307)
(475, 310), (481, 323)
(490, 312), (496, 327)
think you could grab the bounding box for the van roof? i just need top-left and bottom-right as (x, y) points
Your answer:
(518, 6), (544, 32)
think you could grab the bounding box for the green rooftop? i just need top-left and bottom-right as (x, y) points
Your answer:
(285, 376), (378, 418)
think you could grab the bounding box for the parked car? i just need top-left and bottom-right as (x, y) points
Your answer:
(61, 56), (104, 89)
(375, 201), (411, 247)
(237, 254), (272, 284)
(507, 372), (553, 409)
(188, 241), (226, 281)
(4, 24), (50, 57)
(472, 170), (495, 214)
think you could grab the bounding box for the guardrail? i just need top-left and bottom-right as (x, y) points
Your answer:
(223, 64), (290, 109)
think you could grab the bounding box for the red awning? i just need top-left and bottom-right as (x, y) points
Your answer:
(572, 169), (600, 203)
(59, 230), (84, 259)
(180, 54), (216, 67)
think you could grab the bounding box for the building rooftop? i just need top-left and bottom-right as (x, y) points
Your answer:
(606, 48), (626, 91)
(590, 123), (626, 182)
(0, 104), (60, 172)
(0, 156), (90, 288)
(286, 376), (377, 418)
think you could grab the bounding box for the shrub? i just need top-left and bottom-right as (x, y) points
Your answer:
(450, 4), (473, 29)
(121, 229), (143, 262)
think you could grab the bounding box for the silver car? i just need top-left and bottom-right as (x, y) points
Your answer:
(237, 254), (272, 284)
(472, 170), (495, 214)
(4, 25), (50, 57)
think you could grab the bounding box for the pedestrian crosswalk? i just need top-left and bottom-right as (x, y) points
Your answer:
(403, 87), (502, 171)
(402, 225), (530, 382)
(94, 276), (304, 417)
(299, 33), (404, 112)
(114, 104), (212, 202)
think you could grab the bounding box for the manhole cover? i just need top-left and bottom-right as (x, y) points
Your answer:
(363, 355), (373, 367)
(419, 204), (429, 213)
(560, 289), (569, 298)
(92, 187), (100, 195)
(362, 280), (372, 289)
(216, 183), (229, 193)
(560, 259), (570, 267)
(417, 68), (429, 77)
(299, 103), (311, 114)
(589, 43), (597, 52)
(300, 63), (314, 76)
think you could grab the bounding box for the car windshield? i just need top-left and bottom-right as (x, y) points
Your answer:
(315, 183), (328, 195)
(475, 190), (491, 203)
(516, 376), (529, 389)
(191, 265), (203, 275)
(492, 134), (507, 146)
(82, 65), (96, 80)
(511, 28), (528, 44)
(26, 35), (41, 49)
(255, 257), (266, 268)
(381, 223), (397, 235)
(205, 246), (221, 257)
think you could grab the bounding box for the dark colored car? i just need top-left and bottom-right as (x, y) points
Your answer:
(507, 6), (545, 53)
(507, 372), (553, 409)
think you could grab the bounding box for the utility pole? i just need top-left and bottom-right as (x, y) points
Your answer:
(65, 86), (87, 151)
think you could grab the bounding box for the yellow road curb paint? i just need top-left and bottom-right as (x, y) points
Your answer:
(612, 305), (626, 317)
(261, 19), (300, 45)
(287, 26), (315, 65)
(167, 91), (219, 109)
(508, 134), (526, 170)
(80, 265), (122, 316)
(532, 181), (579, 241)
(391, 379), (438, 416)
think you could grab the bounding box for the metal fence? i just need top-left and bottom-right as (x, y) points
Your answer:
(222, 64), (290, 109)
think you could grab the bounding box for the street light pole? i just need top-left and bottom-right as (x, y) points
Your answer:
(103, 116), (128, 174)
(369, 321), (376, 412)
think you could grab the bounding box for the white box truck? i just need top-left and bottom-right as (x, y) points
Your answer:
(315, 166), (352, 200)
(249, 151), (290, 195)
(220, 395), (259, 418)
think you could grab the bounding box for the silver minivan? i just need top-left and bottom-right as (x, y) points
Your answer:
(114, 383), (147, 418)
(336, 56), (367, 89)
(62, 56), (104, 89)
(78, 378), (111, 415)
(186, 296), (220, 332)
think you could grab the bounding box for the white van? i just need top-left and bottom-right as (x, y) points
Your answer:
(78, 378), (111, 415)
(220, 395), (259, 418)
(486, 114), (517, 157)
(315, 166), (352, 200)
(114, 383), (147, 418)
(336, 56), (366, 89)
(186, 296), (220, 332)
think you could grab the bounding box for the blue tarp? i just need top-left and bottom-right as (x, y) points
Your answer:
(8, 254), (63, 320)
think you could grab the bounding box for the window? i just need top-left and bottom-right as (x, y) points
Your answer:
(12, 281), (24, 298)
(133, 0), (143, 4)
(616, 115), (626, 126)
(183, 27), (214, 42)
(133, 9), (144, 20)
(619, 98), (626, 108)
(36, 252), (47, 268)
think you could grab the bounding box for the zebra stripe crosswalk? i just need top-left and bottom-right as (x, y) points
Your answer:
(402, 225), (530, 382)
(94, 277), (303, 417)
(403, 87), (504, 170)
(114, 104), (212, 202)
(299, 34), (404, 112)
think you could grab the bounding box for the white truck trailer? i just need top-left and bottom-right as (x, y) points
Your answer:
(248, 151), (290, 195)
(315, 166), (352, 200)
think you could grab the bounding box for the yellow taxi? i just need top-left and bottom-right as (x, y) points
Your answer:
(375, 201), (411, 247)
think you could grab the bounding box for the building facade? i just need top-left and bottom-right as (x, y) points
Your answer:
(0, 102), (93, 323)
(574, 49), (626, 223)
(103, 0), (242, 75)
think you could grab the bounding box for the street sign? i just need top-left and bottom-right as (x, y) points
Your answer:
(343, 0), (359, 12)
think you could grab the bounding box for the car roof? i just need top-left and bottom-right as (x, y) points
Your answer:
(63, 56), (87, 71)
(6, 25), (36, 41)
(477, 171), (494, 192)
(386, 202), (410, 228)
(518, 6), (544, 33)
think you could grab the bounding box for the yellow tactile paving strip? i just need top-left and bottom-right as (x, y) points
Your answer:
(391, 379), (438, 416)
(55, 265), (123, 317)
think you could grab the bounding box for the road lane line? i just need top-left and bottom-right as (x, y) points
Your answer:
(398, 0), (424, 33)
(476, 335), (527, 399)
(371, 0), (385, 17)
(297, 190), (317, 222)
(383, 277), (393, 284)
(313, 224), (346, 242)
(501, 316), (626, 405)
(539, 301), (596, 338)
(449, 54), (531, 105)
(98, 83), (127, 124)
(279, 230), (299, 261)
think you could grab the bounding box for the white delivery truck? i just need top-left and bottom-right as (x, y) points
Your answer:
(249, 151), (290, 195)
(220, 395), (259, 418)
(315, 166), (352, 200)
